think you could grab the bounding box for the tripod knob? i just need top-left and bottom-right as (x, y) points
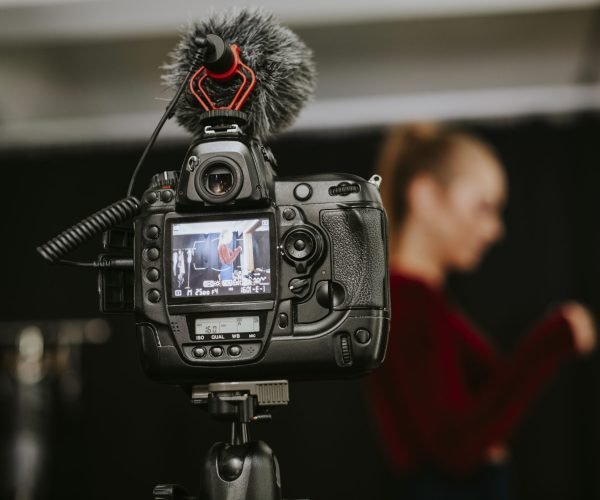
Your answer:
(153, 484), (196, 500)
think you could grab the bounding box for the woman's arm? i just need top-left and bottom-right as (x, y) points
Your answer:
(218, 244), (242, 265)
(386, 297), (578, 474)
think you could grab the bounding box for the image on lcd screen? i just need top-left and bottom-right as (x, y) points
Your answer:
(171, 218), (271, 299)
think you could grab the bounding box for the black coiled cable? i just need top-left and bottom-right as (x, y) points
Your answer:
(37, 197), (140, 265)
(39, 43), (207, 268)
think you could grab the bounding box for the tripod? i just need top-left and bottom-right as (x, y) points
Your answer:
(152, 380), (307, 500)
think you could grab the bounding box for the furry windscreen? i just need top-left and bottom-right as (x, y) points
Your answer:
(162, 8), (317, 141)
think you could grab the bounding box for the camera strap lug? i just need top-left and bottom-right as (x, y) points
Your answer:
(367, 174), (382, 190)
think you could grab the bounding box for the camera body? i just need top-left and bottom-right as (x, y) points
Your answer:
(133, 120), (389, 384)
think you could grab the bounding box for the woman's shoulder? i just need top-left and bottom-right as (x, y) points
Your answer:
(390, 270), (442, 300)
(389, 270), (447, 320)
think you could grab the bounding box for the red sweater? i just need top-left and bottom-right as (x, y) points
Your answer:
(370, 271), (576, 475)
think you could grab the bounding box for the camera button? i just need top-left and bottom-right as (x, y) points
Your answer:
(160, 190), (174, 202)
(192, 346), (207, 358)
(354, 328), (372, 345)
(278, 313), (289, 329)
(210, 346), (224, 357)
(282, 208), (296, 220)
(145, 225), (160, 239)
(293, 183), (312, 201)
(145, 191), (158, 204)
(147, 247), (160, 261)
(293, 239), (306, 251)
(228, 345), (242, 357)
(147, 289), (161, 303)
(147, 268), (160, 282)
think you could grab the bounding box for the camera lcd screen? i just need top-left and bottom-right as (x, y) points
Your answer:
(170, 218), (272, 299)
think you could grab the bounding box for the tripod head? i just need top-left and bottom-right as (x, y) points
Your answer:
(191, 380), (290, 444)
(154, 381), (294, 500)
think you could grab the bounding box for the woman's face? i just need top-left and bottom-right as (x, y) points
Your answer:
(428, 144), (507, 271)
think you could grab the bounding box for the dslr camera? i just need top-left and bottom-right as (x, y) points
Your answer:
(131, 111), (390, 384)
(39, 24), (390, 387)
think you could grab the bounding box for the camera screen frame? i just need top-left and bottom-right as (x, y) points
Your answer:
(165, 213), (277, 304)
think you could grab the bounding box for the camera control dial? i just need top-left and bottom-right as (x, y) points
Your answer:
(150, 171), (179, 191)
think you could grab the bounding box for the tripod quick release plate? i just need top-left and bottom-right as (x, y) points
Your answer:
(191, 380), (290, 407)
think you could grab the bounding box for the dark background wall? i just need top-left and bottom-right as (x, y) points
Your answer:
(2, 113), (600, 500)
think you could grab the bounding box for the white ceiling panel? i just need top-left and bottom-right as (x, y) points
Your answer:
(0, 2), (597, 146)
(0, 0), (598, 43)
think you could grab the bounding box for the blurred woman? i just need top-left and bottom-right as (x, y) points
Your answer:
(370, 124), (596, 500)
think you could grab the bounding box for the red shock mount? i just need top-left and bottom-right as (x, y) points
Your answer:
(189, 44), (256, 112)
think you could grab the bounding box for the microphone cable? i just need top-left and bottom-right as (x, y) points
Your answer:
(37, 39), (211, 268)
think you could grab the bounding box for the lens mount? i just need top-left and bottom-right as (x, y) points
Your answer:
(194, 157), (243, 204)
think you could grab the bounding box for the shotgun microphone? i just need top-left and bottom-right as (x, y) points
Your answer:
(162, 8), (318, 141)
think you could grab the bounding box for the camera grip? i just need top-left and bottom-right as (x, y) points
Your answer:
(321, 208), (388, 310)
